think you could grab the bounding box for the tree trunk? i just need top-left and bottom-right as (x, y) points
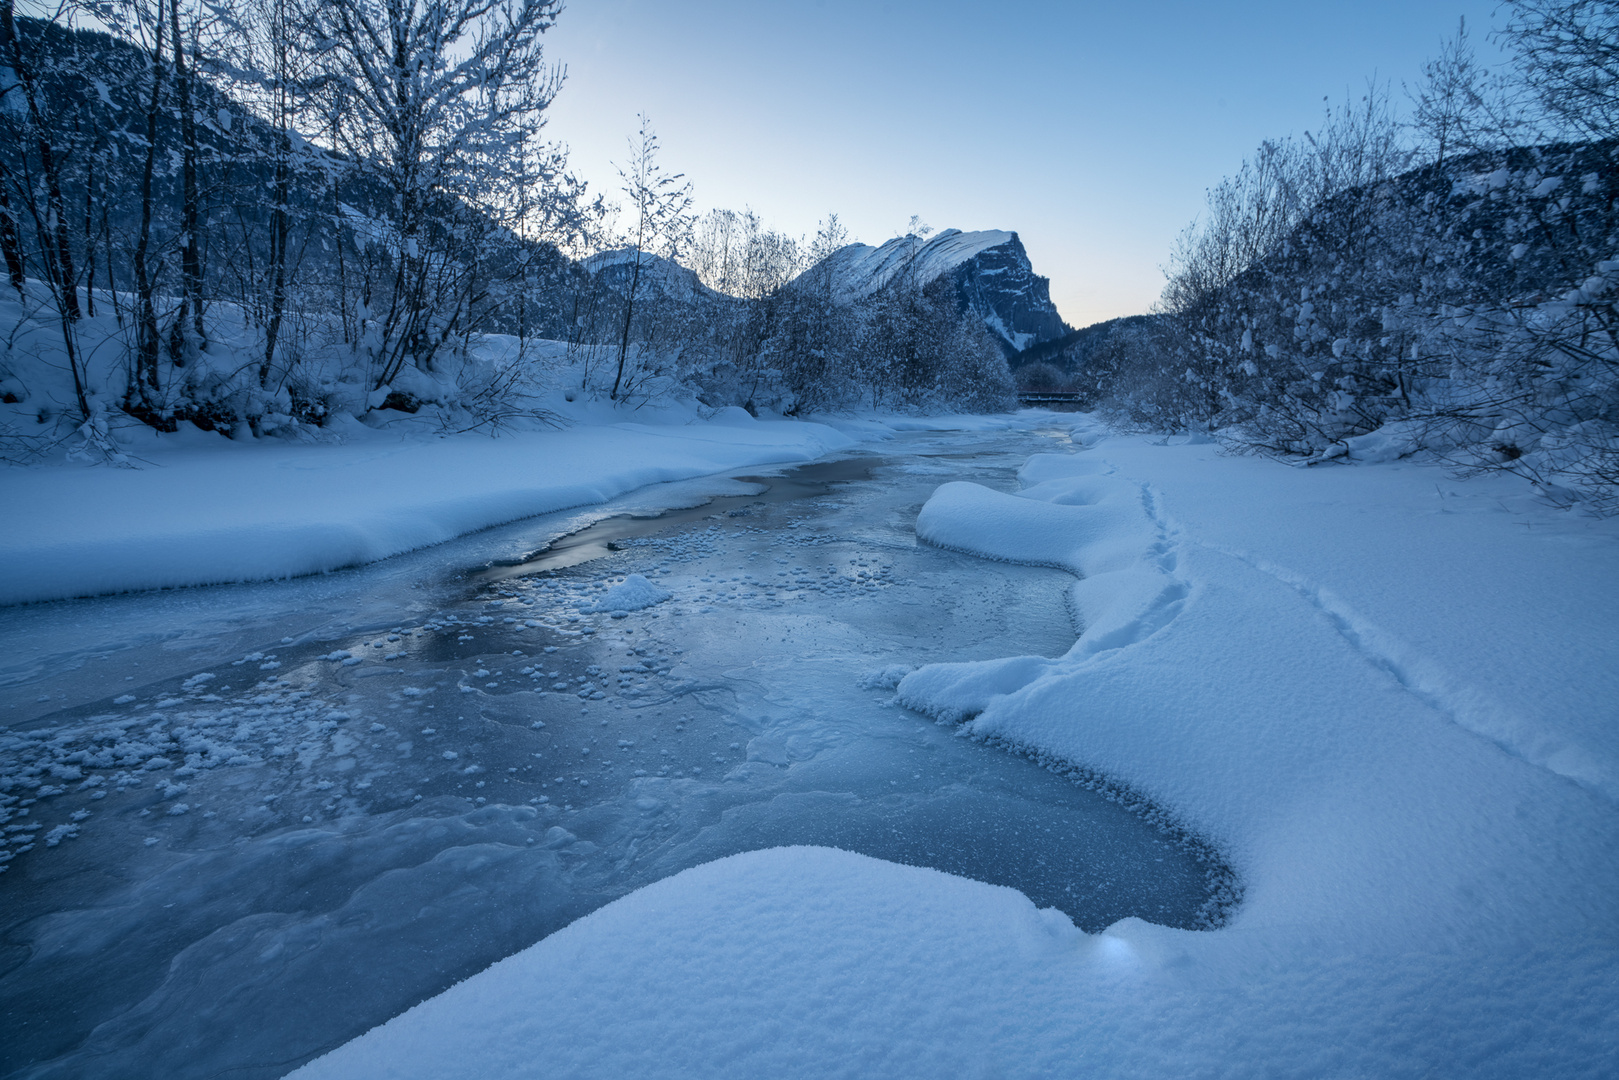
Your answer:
(612, 252), (642, 400)
(130, 2), (168, 416)
(169, 0), (203, 354)
(1, 0), (77, 319)
(261, 126), (290, 385)
(0, 159), (27, 297)
(81, 131), (94, 317)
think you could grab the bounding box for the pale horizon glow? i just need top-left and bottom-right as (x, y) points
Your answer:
(538, 0), (1508, 329)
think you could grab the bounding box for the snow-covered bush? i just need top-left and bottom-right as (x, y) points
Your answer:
(1084, 6), (1619, 510)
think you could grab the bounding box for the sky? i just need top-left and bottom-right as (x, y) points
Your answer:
(536, 0), (1510, 329)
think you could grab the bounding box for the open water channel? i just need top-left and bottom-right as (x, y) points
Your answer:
(0, 424), (1234, 1079)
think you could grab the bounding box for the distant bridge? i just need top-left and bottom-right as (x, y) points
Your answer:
(1015, 389), (1087, 407)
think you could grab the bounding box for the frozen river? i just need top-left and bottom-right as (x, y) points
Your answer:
(0, 425), (1233, 1079)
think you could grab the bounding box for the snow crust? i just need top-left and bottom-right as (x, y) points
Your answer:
(0, 407), (852, 605)
(294, 415), (1619, 1079)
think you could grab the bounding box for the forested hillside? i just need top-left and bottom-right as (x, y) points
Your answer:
(0, 1), (1022, 461)
(1080, 2), (1619, 510)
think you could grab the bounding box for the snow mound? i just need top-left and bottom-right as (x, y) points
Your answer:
(706, 406), (757, 426)
(290, 847), (1087, 1080)
(582, 575), (671, 614)
(908, 453), (1181, 689)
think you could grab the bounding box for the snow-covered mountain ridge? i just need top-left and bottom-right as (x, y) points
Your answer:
(815, 230), (1070, 357)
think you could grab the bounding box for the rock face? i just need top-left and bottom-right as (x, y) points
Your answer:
(582, 249), (710, 302)
(816, 229), (1069, 357)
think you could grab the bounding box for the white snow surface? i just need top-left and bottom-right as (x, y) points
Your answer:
(0, 404), (853, 605)
(821, 229), (1016, 303)
(581, 573), (671, 613)
(294, 417), (1619, 1079)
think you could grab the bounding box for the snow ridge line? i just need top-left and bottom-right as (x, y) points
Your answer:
(1093, 480), (1190, 654)
(1178, 532), (1612, 802)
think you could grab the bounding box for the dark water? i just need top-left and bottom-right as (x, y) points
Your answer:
(478, 456), (887, 580)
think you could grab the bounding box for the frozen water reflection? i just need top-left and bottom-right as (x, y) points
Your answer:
(0, 426), (1232, 1079)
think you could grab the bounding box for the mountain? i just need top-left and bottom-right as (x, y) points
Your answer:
(582, 249), (716, 303)
(812, 229), (1070, 358)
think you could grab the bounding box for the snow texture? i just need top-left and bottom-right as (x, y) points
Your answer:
(293, 415), (1619, 1080)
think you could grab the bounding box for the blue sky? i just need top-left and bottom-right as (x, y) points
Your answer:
(539, 0), (1509, 327)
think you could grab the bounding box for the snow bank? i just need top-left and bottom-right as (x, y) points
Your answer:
(0, 412), (853, 606)
(295, 417), (1619, 1079)
(292, 847), (1092, 1080)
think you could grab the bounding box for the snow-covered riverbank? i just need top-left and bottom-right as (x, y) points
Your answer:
(294, 416), (1619, 1079)
(0, 403), (873, 607)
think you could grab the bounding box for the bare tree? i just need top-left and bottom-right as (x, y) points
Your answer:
(105, 0), (176, 422)
(609, 113), (692, 401)
(211, 0), (326, 386)
(761, 213), (853, 413)
(1408, 18), (1493, 167)
(1161, 138), (1309, 317)
(1503, 0), (1619, 139)
(690, 207), (739, 293)
(311, 0), (565, 389)
(166, 0), (204, 356)
(0, 0), (92, 419)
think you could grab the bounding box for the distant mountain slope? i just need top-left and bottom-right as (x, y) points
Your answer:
(811, 229), (1070, 358)
(1013, 314), (1162, 374)
(820, 230), (1015, 300)
(582, 249), (715, 303)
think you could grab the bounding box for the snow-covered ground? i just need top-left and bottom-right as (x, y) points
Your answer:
(289, 416), (1619, 1080)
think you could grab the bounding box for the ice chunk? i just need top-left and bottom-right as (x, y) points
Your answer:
(582, 575), (671, 613)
